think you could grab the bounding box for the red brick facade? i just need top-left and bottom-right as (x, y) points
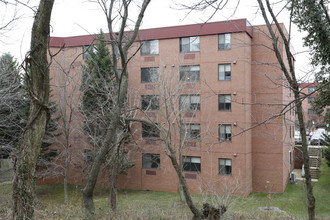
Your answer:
(44, 19), (295, 196)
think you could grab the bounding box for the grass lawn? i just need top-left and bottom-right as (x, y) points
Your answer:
(1, 160), (329, 219)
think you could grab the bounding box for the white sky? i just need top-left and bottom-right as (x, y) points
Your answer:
(0, 0), (312, 80)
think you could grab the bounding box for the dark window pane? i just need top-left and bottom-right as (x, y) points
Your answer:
(183, 156), (201, 172)
(219, 159), (232, 175)
(142, 123), (160, 138)
(141, 95), (159, 110)
(142, 153), (160, 169)
(141, 67), (159, 83)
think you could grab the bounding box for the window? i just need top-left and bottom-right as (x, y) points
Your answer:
(218, 94), (231, 111)
(142, 153), (160, 169)
(219, 124), (231, 142)
(180, 65), (200, 82)
(180, 36), (200, 52)
(218, 64), (231, 81)
(83, 45), (95, 60)
(183, 156), (201, 172)
(219, 158), (232, 175)
(289, 151), (292, 167)
(180, 95), (200, 111)
(141, 95), (159, 110)
(84, 149), (95, 164)
(182, 124), (200, 139)
(141, 67), (159, 83)
(141, 40), (159, 55)
(142, 123), (160, 138)
(308, 97), (315, 103)
(218, 33), (231, 50)
(308, 87), (315, 94)
(308, 109), (315, 115)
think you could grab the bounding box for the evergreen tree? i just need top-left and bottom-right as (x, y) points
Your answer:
(0, 53), (58, 162)
(0, 53), (29, 157)
(80, 30), (114, 142)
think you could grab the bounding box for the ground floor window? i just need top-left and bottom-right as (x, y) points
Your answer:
(219, 158), (232, 175)
(183, 156), (201, 172)
(142, 153), (160, 169)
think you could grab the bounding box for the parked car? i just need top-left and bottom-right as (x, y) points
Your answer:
(294, 131), (302, 144)
(309, 133), (326, 145)
(316, 128), (326, 135)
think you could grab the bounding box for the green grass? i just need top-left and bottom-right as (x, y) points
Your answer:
(1, 160), (330, 219)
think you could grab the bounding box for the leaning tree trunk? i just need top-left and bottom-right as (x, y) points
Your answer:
(167, 149), (204, 219)
(109, 157), (119, 211)
(12, 0), (55, 219)
(295, 95), (315, 219)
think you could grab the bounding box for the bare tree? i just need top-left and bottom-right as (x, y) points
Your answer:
(12, 0), (55, 219)
(127, 67), (231, 219)
(256, 0), (315, 219)
(80, 0), (151, 217)
(42, 53), (82, 203)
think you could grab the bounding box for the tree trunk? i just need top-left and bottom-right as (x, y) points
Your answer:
(295, 98), (315, 220)
(168, 152), (203, 219)
(256, 1), (316, 219)
(64, 145), (69, 203)
(12, 1), (55, 219)
(82, 115), (120, 217)
(109, 161), (119, 211)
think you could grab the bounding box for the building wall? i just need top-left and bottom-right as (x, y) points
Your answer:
(251, 25), (294, 193)
(44, 20), (293, 195)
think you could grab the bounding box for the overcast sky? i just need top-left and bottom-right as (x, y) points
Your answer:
(0, 0), (312, 80)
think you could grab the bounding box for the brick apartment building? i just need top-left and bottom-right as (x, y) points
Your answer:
(298, 82), (326, 131)
(46, 19), (295, 195)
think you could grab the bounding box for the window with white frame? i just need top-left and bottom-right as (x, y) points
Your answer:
(183, 156), (201, 172)
(141, 67), (159, 83)
(218, 94), (231, 111)
(182, 124), (200, 139)
(141, 40), (159, 55)
(142, 153), (160, 169)
(180, 65), (200, 82)
(218, 33), (231, 50)
(180, 36), (200, 52)
(219, 124), (231, 142)
(218, 64), (231, 81)
(141, 95), (160, 111)
(219, 158), (232, 175)
(180, 95), (201, 111)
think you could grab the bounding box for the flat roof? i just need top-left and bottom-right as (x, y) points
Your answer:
(49, 19), (253, 48)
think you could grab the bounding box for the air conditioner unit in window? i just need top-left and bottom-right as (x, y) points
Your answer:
(290, 172), (296, 184)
